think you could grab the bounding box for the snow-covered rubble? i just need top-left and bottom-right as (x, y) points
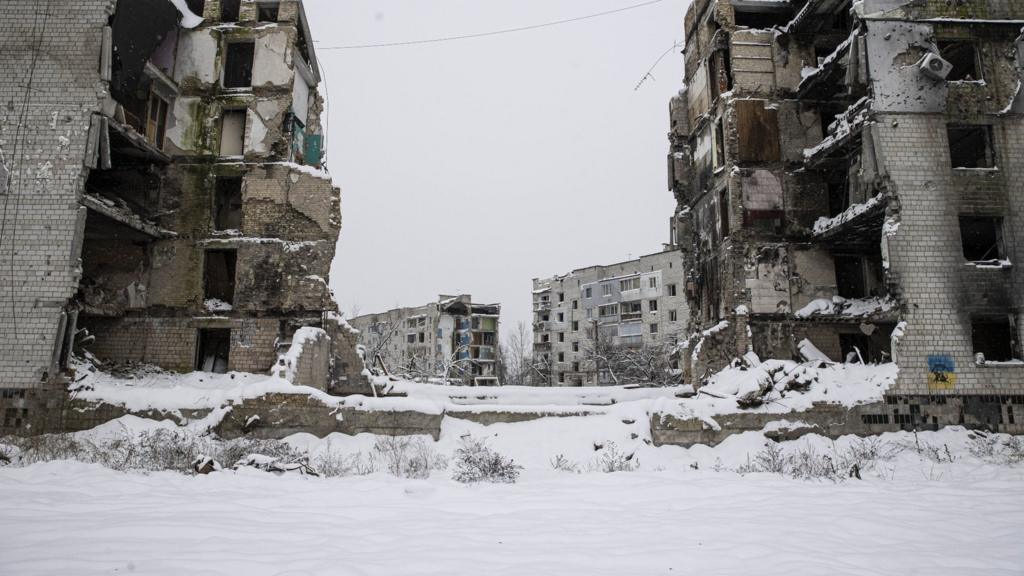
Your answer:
(794, 295), (896, 318)
(68, 351), (897, 429)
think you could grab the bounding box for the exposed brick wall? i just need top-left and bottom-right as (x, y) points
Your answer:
(877, 114), (1024, 395)
(0, 1), (111, 388)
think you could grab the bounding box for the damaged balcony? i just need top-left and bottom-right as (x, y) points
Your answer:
(803, 96), (870, 166)
(77, 207), (169, 318)
(811, 192), (887, 249)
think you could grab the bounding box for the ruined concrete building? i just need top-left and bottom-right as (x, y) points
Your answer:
(0, 0), (367, 430)
(532, 251), (690, 386)
(670, 0), (1023, 427)
(349, 295), (501, 385)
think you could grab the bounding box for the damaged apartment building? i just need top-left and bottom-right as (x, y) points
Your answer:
(532, 251), (690, 386)
(669, 0), (1023, 427)
(0, 0), (366, 430)
(349, 295), (502, 385)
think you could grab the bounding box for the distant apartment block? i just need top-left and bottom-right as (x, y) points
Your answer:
(532, 251), (689, 386)
(349, 295), (501, 385)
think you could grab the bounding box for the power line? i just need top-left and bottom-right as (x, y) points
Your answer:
(316, 0), (666, 50)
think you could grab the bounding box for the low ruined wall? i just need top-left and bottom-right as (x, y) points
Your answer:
(650, 394), (1024, 447)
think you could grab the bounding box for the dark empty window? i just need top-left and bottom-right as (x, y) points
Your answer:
(733, 8), (791, 29)
(839, 334), (871, 362)
(938, 41), (981, 81)
(214, 177), (243, 230)
(258, 2), (279, 22)
(224, 42), (254, 88)
(719, 188), (730, 239)
(220, 0), (240, 21)
(204, 249), (237, 304)
(196, 328), (231, 373)
(948, 125), (994, 168)
(959, 216), (1004, 262)
(834, 256), (867, 298)
(713, 117), (726, 168)
(972, 316), (1019, 362)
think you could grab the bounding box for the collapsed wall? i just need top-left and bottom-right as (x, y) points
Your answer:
(0, 0), (369, 435)
(669, 0), (1024, 431)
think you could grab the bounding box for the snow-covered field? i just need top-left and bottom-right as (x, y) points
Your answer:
(2, 418), (1023, 576)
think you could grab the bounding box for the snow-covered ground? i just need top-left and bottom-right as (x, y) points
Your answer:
(1, 416), (1023, 576)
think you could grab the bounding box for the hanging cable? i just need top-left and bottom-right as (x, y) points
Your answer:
(316, 0), (666, 50)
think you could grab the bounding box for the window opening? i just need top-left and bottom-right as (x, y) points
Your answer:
(224, 42), (255, 88)
(214, 177), (243, 230)
(204, 249), (237, 304)
(196, 328), (231, 373)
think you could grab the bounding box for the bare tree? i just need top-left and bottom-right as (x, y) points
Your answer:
(580, 321), (678, 386)
(501, 321), (532, 387)
(362, 315), (404, 375)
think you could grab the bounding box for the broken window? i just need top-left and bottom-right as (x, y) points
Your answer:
(713, 117), (726, 169)
(558, 352), (565, 362)
(584, 287), (592, 298)
(599, 304), (619, 317)
(947, 125), (994, 168)
(204, 249), (237, 304)
(220, 0), (240, 21)
(959, 216), (1004, 262)
(719, 188), (730, 239)
(972, 316), (1019, 362)
(406, 333), (416, 344)
(572, 341), (580, 352)
(735, 100), (780, 162)
(558, 332), (565, 343)
(223, 42), (255, 88)
(826, 170), (850, 217)
(258, 2), (280, 22)
(145, 91), (168, 149)
(669, 309), (678, 322)
(219, 110), (246, 156)
(667, 283), (677, 296)
(733, 7), (791, 29)
(650, 323), (659, 334)
(839, 334), (871, 362)
(196, 328), (231, 373)
(834, 256), (867, 299)
(214, 177), (243, 230)
(572, 299), (578, 309)
(557, 312), (564, 322)
(938, 41), (981, 81)
(572, 320), (579, 331)
(558, 292), (565, 302)
(708, 49), (732, 101)
(648, 299), (658, 311)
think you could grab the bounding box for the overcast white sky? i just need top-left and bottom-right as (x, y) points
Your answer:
(307, 0), (685, 339)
